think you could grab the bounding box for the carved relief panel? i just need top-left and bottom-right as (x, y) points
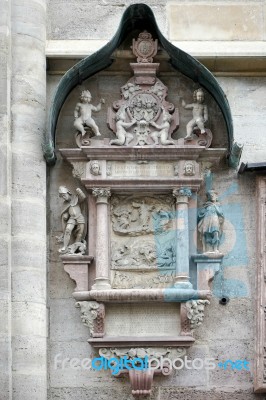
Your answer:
(110, 195), (176, 289)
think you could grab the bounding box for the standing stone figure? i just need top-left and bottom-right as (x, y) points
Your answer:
(197, 190), (224, 253)
(74, 90), (105, 137)
(58, 186), (86, 254)
(182, 88), (208, 140)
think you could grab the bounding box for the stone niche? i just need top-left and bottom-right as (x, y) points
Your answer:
(53, 18), (229, 397)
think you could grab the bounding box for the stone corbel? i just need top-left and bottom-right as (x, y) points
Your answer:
(185, 299), (210, 331)
(75, 301), (105, 338)
(192, 254), (223, 291)
(99, 347), (186, 398)
(61, 255), (93, 292)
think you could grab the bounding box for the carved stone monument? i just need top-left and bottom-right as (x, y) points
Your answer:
(57, 31), (227, 397)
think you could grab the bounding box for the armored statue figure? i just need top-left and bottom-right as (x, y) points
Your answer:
(182, 88), (208, 140)
(58, 186), (86, 254)
(74, 90), (105, 137)
(197, 190), (224, 253)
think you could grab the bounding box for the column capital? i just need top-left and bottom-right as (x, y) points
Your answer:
(92, 187), (111, 203)
(173, 187), (192, 203)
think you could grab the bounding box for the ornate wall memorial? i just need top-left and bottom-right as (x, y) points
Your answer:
(52, 23), (230, 397)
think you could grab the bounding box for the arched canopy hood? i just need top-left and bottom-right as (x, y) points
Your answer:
(44, 3), (234, 165)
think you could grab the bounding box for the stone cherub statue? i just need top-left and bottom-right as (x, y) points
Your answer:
(74, 90), (105, 138)
(197, 190), (224, 254)
(182, 88), (208, 140)
(110, 111), (136, 146)
(57, 186), (87, 255)
(150, 109), (175, 145)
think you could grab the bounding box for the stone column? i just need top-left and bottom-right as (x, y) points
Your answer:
(11, 0), (47, 398)
(0, 0), (12, 397)
(92, 188), (111, 290)
(173, 188), (192, 289)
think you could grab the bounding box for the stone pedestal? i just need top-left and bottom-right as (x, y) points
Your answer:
(192, 253), (224, 290)
(61, 255), (94, 291)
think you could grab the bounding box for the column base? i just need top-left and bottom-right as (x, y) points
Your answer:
(174, 275), (193, 289)
(91, 277), (111, 290)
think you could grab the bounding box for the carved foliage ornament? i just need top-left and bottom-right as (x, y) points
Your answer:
(173, 188), (193, 199)
(99, 347), (186, 361)
(75, 301), (105, 337)
(186, 300), (210, 330)
(92, 188), (111, 198)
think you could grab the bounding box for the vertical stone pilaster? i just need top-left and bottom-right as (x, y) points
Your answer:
(11, 0), (47, 398)
(173, 188), (192, 289)
(0, 0), (12, 397)
(92, 188), (111, 290)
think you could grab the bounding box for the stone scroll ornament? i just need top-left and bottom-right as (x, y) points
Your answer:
(56, 186), (87, 255)
(74, 90), (105, 148)
(107, 31), (179, 146)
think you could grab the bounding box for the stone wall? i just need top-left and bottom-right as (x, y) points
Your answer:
(1, 0), (266, 399)
(46, 2), (266, 399)
(0, 0), (47, 399)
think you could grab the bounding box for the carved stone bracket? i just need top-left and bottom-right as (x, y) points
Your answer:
(75, 301), (105, 337)
(129, 370), (155, 398)
(99, 346), (187, 398)
(61, 255), (93, 292)
(186, 299), (210, 330)
(192, 254), (223, 290)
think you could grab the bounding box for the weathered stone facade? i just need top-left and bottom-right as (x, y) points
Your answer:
(1, 1), (266, 399)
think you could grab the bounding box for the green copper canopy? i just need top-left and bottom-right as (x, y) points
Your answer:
(45, 3), (234, 165)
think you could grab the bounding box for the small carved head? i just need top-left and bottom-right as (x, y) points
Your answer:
(193, 88), (205, 103)
(80, 90), (92, 103)
(116, 110), (126, 122)
(162, 111), (172, 122)
(90, 160), (101, 176)
(206, 190), (218, 202)
(184, 161), (195, 176)
(58, 186), (72, 201)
